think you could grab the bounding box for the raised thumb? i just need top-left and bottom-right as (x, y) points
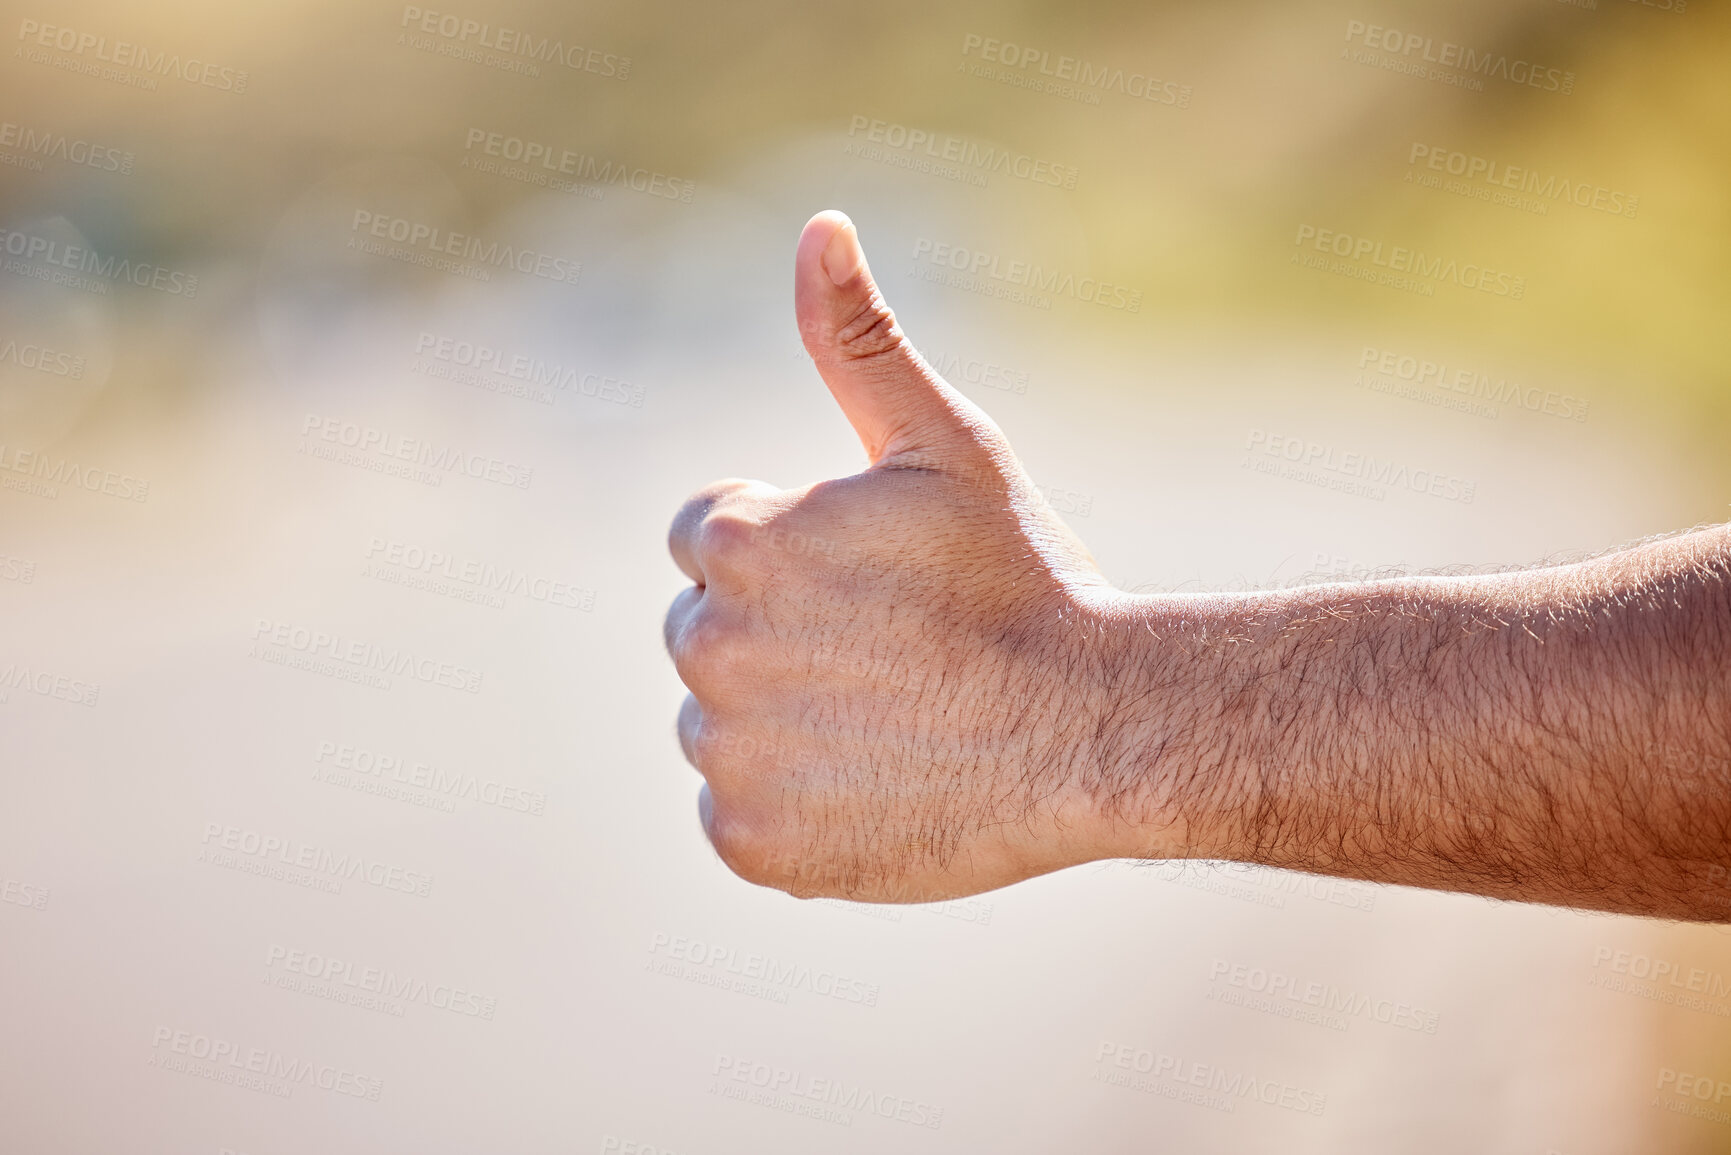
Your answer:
(795, 210), (992, 466)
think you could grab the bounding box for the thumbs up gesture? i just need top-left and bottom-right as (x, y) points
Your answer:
(665, 211), (1127, 902)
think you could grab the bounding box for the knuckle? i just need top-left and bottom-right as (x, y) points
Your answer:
(688, 722), (729, 773)
(661, 586), (700, 655)
(672, 479), (761, 551)
(679, 478), (752, 516)
(710, 821), (783, 889)
(702, 796), (798, 891)
(672, 611), (747, 690)
(698, 512), (762, 571)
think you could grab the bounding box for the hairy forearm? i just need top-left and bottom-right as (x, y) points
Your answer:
(667, 215), (1727, 910)
(1092, 525), (1731, 920)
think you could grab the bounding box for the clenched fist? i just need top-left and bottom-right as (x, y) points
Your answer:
(664, 212), (1731, 923)
(664, 211), (1141, 902)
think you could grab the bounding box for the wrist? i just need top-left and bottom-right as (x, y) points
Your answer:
(1071, 585), (1254, 867)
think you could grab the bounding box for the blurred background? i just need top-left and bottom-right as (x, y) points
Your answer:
(1, 0), (1728, 1151)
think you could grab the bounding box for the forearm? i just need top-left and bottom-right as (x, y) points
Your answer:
(1091, 524), (1731, 920)
(669, 214), (1728, 910)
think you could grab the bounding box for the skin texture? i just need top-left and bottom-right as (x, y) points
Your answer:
(665, 210), (1731, 920)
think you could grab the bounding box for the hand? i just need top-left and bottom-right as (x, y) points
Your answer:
(664, 211), (1135, 902)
